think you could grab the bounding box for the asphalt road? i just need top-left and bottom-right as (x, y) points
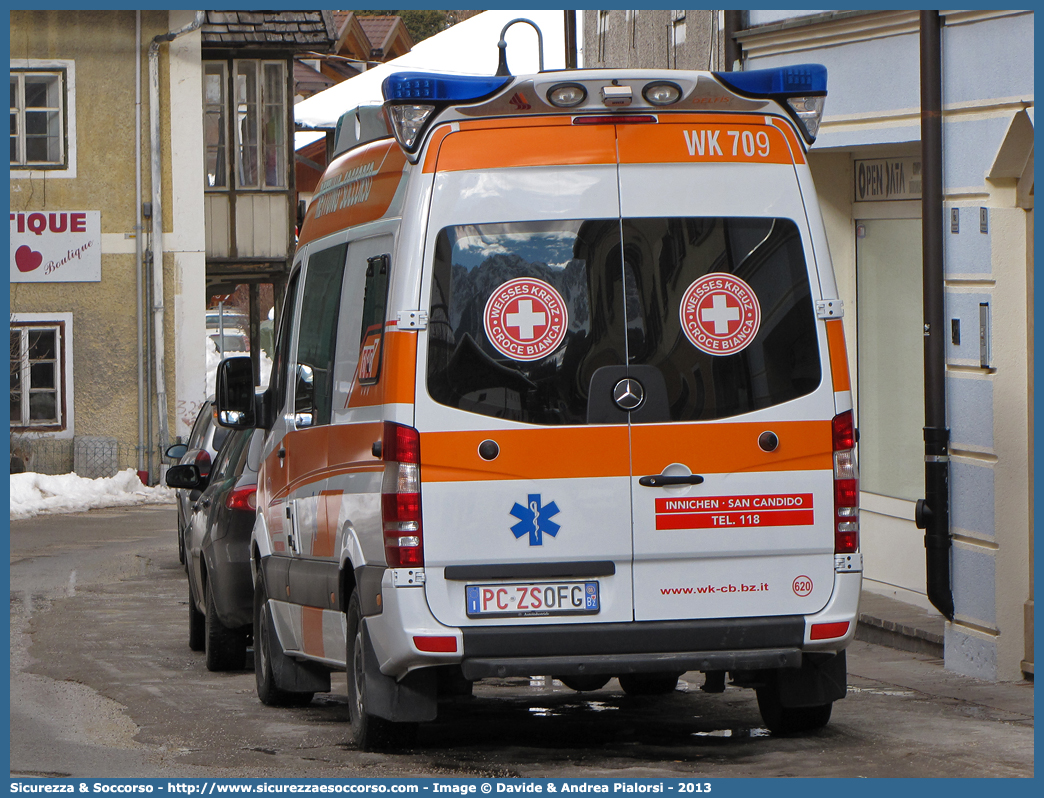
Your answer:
(9, 505), (1034, 779)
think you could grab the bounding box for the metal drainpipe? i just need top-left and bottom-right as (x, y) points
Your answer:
(135, 11), (145, 481)
(148, 10), (205, 458)
(723, 11), (744, 72)
(915, 10), (955, 620)
(564, 10), (578, 69)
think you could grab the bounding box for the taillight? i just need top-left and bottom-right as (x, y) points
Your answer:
(381, 421), (423, 567)
(225, 486), (257, 512)
(832, 410), (859, 553)
(194, 450), (212, 478)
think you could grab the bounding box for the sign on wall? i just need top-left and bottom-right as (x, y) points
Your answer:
(854, 157), (922, 202)
(10, 210), (101, 282)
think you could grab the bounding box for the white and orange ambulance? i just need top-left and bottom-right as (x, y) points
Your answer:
(216, 62), (860, 748)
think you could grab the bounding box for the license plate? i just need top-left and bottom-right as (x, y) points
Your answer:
(466, 581), (600, 618)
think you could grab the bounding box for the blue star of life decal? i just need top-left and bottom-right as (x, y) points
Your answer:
(509, 494), (561, 546)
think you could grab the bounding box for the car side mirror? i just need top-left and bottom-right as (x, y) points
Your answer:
(294, 363), (315, 428)
(166, 463), (204, 490)
(165, 443), (188, 460)
(215, 356), (256, 429)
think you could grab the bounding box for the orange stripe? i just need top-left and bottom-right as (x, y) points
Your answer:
(313, 490), (342, 558)
(618, 121), (795, 166)
(298, 139), (407, 247)
(421, 420), (830, 483)
(421, 427), (630, 482)
(301, 606), (325, 658)
(631, 420), (831, 475)
(769, 117), (807, 165)
(457, 116), (575, 131)
(286, 426), (329, 486)
(434, 125), (618, 172)
(422, 124), (453, 173)
(347, 331), (417, 408)
(825, 320), (851, 392)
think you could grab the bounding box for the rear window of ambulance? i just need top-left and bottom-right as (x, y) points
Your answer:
(426, 217), (820, 425)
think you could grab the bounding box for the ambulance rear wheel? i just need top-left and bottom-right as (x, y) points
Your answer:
(755, 683), (833, 734)
(618, 672), (681, 696)
(188, 586), (205, 652)
(556, 675), (611, 692)
(346, 590), (417, 751)
(254, 577), (314, 707)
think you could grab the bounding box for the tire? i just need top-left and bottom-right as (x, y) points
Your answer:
(618, 672), (681, 696)
(254, 576), (314, 707)
(205, 578), (247, 672)
(556, 675), (611, 692)
(188, 586), (205, 652)
(177, 523), (185, 565)
(756, 681), (833, 734)
(346, 590), (417, 751)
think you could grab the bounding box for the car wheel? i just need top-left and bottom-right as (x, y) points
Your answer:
(177, 522), (185, 565)
(188, 586), (205, 652)
(254, 575), (313, 707)
(556, 675), (611, 692)
(755, 681), (833, 734)
(346, 590), (417, 751)
(618, 672), (682, 696)
(205, 578), (247, 672)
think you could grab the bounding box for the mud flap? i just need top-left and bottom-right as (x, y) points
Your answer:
(267, 610), (332, 695)
(361, 623), (437, 722)
(777, 650), (847, 708)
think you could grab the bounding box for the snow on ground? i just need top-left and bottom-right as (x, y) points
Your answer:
(11, 335), (273, 522)
(11, 469), (176, 521)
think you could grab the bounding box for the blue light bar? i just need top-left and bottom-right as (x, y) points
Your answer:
(715, 64), (827, 97)
(382, 72), (511, 103)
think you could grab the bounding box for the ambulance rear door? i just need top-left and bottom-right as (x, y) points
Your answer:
(615, 116), (838, 622)
(415, 120), (635, 628)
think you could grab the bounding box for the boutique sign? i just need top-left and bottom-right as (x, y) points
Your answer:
(10, 210), (102, 282)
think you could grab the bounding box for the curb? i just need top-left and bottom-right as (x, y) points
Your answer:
(855, 590), (946, 659)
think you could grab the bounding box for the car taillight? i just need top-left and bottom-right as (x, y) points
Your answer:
(194, 450), (212, 478)
(225, 486), (257, 512)
(381, 421), (423, 567)
(832, 410), (859, 553)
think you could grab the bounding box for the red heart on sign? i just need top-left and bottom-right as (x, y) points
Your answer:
(15, 245), (43, 273)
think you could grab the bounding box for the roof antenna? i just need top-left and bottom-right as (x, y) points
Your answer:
(496, 18), (544, 77)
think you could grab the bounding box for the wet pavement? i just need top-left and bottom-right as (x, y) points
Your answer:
(9, 505), (1035, 779)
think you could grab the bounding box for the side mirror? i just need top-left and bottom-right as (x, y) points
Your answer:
(294, 363), (315, 428)
(165, 443), (188, 460)
(215, 356), (256, 429)
(166, 463), (204, 490)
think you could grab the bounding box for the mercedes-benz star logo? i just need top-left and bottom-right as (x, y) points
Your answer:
(613, 378), (644, 411)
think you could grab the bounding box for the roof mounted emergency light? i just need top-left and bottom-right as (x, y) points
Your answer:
(715, 64), (828, 144)
(382, 72), (511, 153)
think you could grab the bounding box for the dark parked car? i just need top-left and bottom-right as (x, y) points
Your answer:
(166, 427), (262, 671)
(165, 398), (230, 566)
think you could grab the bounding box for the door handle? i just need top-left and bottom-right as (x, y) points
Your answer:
(638, 474), (705, 487)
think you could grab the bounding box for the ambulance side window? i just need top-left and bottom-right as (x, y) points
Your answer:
(329, 237), (393, 417)
(294, 244), (348, 427)
(269, 269), (300, 417)
(357, 254), (389, 385)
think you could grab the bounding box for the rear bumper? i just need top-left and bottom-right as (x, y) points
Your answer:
(462, 648), (801, 680)
(460, 614), (804, 679)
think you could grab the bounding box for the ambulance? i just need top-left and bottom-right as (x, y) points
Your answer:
(216, 61), (860, 749)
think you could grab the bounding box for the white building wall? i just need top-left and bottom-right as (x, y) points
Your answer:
(167, 11), (207, 441)
(741, 9), (1033, 680)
